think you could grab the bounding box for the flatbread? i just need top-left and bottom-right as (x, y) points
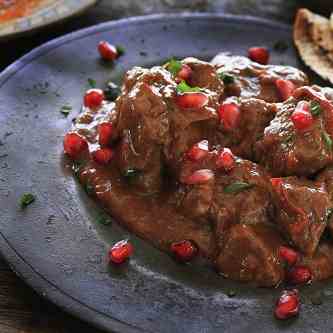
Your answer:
(294, 8), (333, 85)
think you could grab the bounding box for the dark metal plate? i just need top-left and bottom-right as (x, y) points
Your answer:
(0, 14), (331, 333)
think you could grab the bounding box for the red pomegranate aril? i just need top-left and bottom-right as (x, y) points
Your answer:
(270, 177), (283, 189)
(92, 147), (114, 165)
(276, 79), (296, 101)
(177, 64), (192, 82)
(287, 266), (312, 285)
(170, 240), (198, 262)
(291, 107), (314, 132)
(98, 122), (113, 146)
(109, 240), (134, 264)
(275, 289), (300, 320)
(175, 92), (208, 109)
(278, 246), (299, 266)
(84, 89), (105, 109)
(63, 132), (88, 159)
(216, 148), (235, 171)
(187, 140), (209, 161)
(98, 41), (118, 61)
(184, 169), (214, 185)
(248, 47), (270, 65)
(219, 103), (241, 130)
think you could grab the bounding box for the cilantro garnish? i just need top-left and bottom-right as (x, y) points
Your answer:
(60, 105), (72, 116)
(219, 72), (235, 85)
(87, 78), (97, 88)
(116, 45), (125, 56)
(176, 80), (201, 94)
(167, 58), (182, 76)
(310, 101), (322, 117)
(20, 193), (35, 209)
(322, 131), (332, 150)
(97, 214), (112, 226)
(224, 181), (253, 194)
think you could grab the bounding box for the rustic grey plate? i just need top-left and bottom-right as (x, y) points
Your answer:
(0, 14), (331, 333)
(0, 0), (96, 40)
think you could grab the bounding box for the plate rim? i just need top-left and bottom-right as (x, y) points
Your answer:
(0, 13), (292, 333)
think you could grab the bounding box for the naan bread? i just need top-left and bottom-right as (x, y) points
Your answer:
(294, 8), (333, 85)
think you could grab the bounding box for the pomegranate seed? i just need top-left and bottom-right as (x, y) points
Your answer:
(275, 289), (300, 320)
(98, 41), (118, 61)
(84, 89), (105, 109)
(175, 92), (208, 109)
(216, 148), (235, 171)
(183, 169), (214, 185)
(248, 47), (270, 65)
(291, 102), (314, 131)
(98, 122), (113, 146)
(170, 240), (198, 262)
(278, 246), (299, 266)
(92, 147), (114, 165)
(177, 64), (192, 82)
(275, 79), (296, 101)
(109, 240), (134, 264)
(219, 103), (241, 130)
(187, 140), (209, 161)
(287, 266), (312, 285)
(63, 132), (88, 159)
(270, 177), (283, 189)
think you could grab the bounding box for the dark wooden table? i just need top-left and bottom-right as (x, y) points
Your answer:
(0, 1), (329, 332)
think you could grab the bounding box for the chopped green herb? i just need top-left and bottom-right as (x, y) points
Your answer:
(283, 133), (294, 144)
(167, 58), (182, 76)
(104, 82), (121, 101)
(60, 105), (72, 116)
(227, 290), (236, 298)
(72, 161), (83, 178)
(123, 168), (139, 178)
(84, 183), (94, 195)
(219, 72), (235, 85)
(322, 131), (332, 150)
(87, 78), (97, 88)
(116, 45), (125, 56)
(326, 207), (333, 222)
(273, 40), (289, 53)
(97, 214), (112, 226)
(310, 101), (322, 116)
(20, 193), (35, 209)
(176, 80), (201, 94)
(224, 181), (253, 194)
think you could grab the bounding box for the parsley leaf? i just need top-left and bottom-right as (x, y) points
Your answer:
(176, 80), (201, 94)
(310, 101), (322, 117)
(224, 181), (253, 194)
(322, 131), (332, 150)
(87, 78), (97, 88)
(20, 193), (35, 209)
(116, 45), (125, 56)
(97, 214), (112, 226)
(167, 58), (182, 76)
(104, 82), (121, 101)
(60, 105), (72, 116)
(219, 72), (235, 85)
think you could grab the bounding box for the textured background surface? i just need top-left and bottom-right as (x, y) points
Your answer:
(0, 1), (331, 332)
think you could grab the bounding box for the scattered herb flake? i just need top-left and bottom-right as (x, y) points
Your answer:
(176, 80), (201, 94)
(97, 214), (112, 226)
(123, 168), (139, 178)
(227, 290), (236, 298)
(326, 207), (333, 222)
(20, 193), (35, 209)
(283, 133), (294, 144)
(224, 181), (253, 194)
(87, 78), (97, 88)
(116, 45), (125, 56)
(84, 182), (94, 195)
(219, 72), (235, 85)
(322, 131), (332, 150)
(60, 105), (72, 116)
(273, 40), (289, 53)
(167, 58), (182, 76)
(310, 101), (322, 117)
(104, 82), (121, 101)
